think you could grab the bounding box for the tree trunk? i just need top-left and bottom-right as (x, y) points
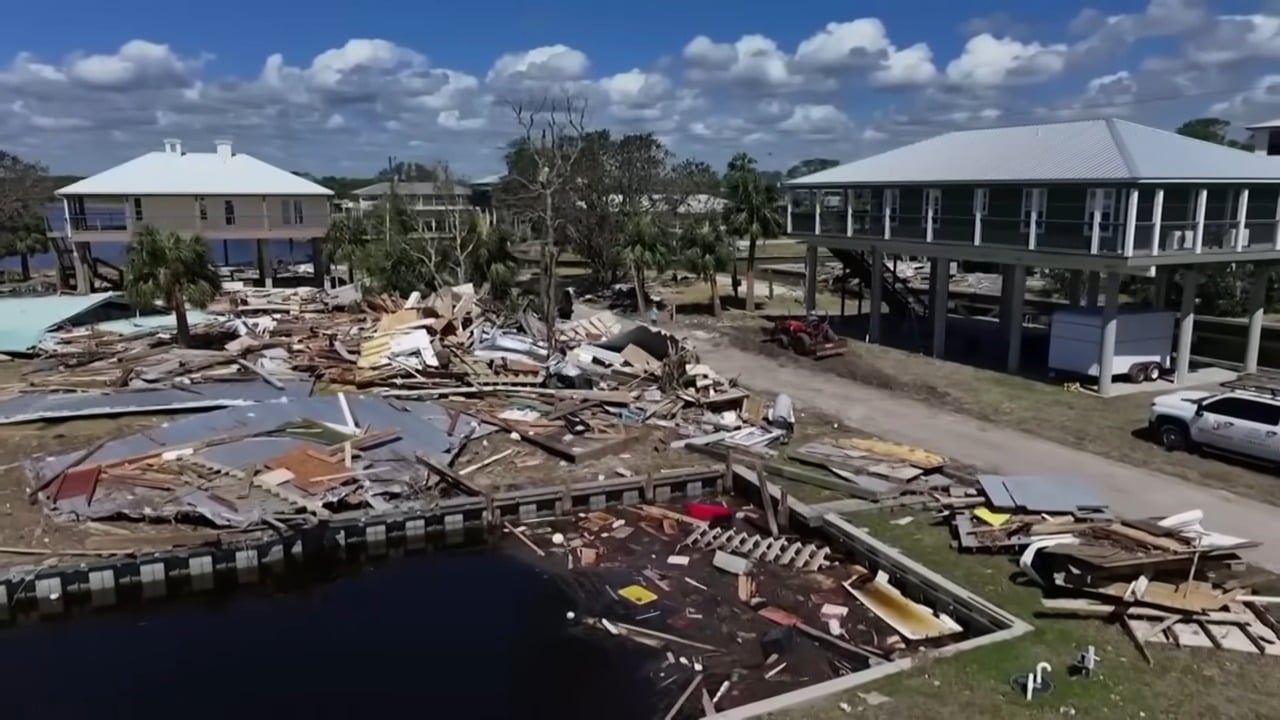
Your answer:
(633, 264), (647, 315)
(172, 288), (191, 348)
(19, 254), (30, 281)
(541, 191), (558, 351)
(744, 234), (758, 312)
(710, 275), (721, 317)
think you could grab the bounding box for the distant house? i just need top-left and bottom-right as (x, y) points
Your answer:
(1246, 118), (1280, 157)
(348, 181), (476, 235)
(52, 139), (333, 292)
(54, 139), (333, 243)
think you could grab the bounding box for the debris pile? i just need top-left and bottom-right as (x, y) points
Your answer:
(676, 434), (963, 512)
(7, 282), (797, 552)
(504, 494), (963, 716)
(28, 393), (494, 530)
(947, 473), (1280, 660)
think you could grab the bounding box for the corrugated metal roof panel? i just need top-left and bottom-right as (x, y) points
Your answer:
(1111, 119), (1280, 180)
(787, 118), (1280, 186)
(0, 292), (118, 354)
(788, 119), (1131, 186)
(0, 379), (312, 424)
(57, 151), (334, 196)
(27, 395), (493, 483)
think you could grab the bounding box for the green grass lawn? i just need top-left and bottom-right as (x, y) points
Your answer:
(763, 502), (1280, 719)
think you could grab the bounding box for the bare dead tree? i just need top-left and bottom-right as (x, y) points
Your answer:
(422, 161), (478, 288)
(504, 94), (588, 349)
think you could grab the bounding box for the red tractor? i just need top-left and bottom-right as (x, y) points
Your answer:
(767, 316), (848, 359)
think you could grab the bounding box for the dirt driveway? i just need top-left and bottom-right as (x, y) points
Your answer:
(684, 330), (1280, 572)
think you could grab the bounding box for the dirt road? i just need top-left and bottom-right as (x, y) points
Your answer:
(686, 332), (1280, 572)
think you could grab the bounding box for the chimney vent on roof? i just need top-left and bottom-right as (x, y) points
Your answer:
(215, 139), (233, 159)
(163, 138), (183, 154)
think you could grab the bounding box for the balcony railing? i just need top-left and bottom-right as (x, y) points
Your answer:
(1129, 219), (1280, 255)
(794, 207), (1280, 259)
(53, 213), (331, 236)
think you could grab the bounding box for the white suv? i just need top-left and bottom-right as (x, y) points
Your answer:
(1149, 389), (1280, 463)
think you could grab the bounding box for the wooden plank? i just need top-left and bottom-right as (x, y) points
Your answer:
(1039, 597), (1255, 624)
(765, 461), (896, 500)
(414, 451), (484, 495)
(1119, 613), (1154, 666)
(85, 530), (221, 551)
(755, 460), (779, 538)
(834, 437), (946, 469)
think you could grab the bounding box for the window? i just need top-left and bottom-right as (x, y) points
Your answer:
(849, 189), (873, 230)
(292, 200), (304, 225)
(973, 188), (989, 216)
(1084, 188), (1118, 237)
(224, 200), (236, 226)
(1020, 188), (1047, 232)
(280, 199), (292, 225)
(132, 197), (143, 222)
(883, 189), (900, 227)
(1202, 397), (1280, 425)
(198, 199), (207, 222)
(922, 188), (941, 228)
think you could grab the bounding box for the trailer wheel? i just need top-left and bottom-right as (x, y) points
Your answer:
(1127, 363), (1148, 383)
(1144, 362), (1163, 382)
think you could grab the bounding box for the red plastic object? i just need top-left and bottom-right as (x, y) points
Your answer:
(685, 501), (732, 522)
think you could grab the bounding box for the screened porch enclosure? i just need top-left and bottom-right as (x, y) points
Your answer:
(788, 184), (1280, 259)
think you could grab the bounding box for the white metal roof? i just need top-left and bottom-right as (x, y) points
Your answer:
(787, 118), (1280, 187)
(57, 141), (334, 196)
(1246, 117), (1280, 130)
(352, 181), (470, 196)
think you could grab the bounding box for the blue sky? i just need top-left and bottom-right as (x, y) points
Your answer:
(1, 0), (1278, 177)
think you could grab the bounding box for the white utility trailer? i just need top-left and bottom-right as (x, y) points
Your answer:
(1048, 308), (1176, 383)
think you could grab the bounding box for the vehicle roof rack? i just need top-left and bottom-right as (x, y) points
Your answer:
(1221, 371), (1280, 399)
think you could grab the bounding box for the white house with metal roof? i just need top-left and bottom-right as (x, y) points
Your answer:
(785, 117), (1280, 395)
(1247, 118), (1280, 157)
(53, 139), (334, 292)
(345, 180), (476, 236)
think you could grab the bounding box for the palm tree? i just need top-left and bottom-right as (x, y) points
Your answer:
(679, 221), (732, 317)
(466, 213), (520, 301)
(323, 215), (369, 285)
(0, 212), (50, 281)
(124, 226), (221, 347)
(723, 152), (782, 312)
(621, 213), (670, 315)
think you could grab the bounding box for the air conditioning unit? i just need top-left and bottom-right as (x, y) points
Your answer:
(1164, 230), (1192, 250)
(1227, 228), (1251, 248)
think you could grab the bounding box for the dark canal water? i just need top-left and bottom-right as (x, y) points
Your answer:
(0, 550), (663, 720)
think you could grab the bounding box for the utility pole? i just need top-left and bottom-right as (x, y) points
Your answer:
(385, 155), (396, 247)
